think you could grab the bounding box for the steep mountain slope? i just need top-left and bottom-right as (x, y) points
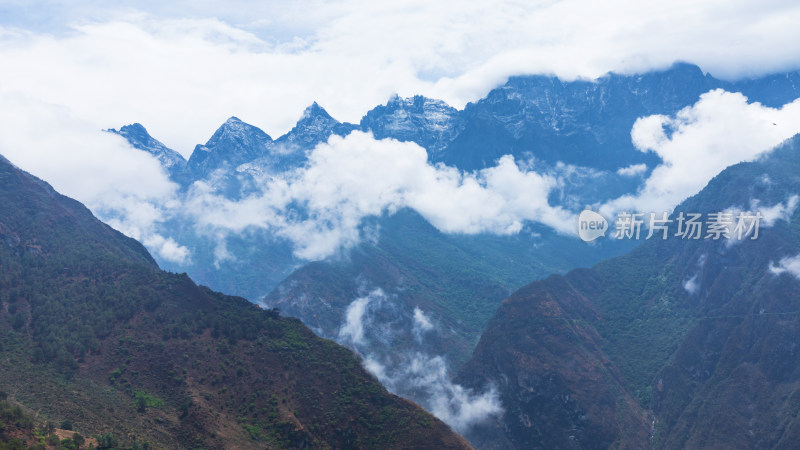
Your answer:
(458, 274), (651, 449)
(0, 154), (470, 449)
(107, 123), (188, 182)
(645, 138), (800, 449)
(457, 135), (800, 448)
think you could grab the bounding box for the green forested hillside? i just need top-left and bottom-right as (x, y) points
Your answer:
(0, 155), (470, 449)
(458, 135), (800, 449)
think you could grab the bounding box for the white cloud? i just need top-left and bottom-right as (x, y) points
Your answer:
(413, 307), (434, 341)
(413, 307), (434, 332)
(770, 253), (800, 278)
(338, 289), (381, 346)
(337, 289), (502, 433)
(141, 233), (191, 264)
(601, 90), (800, 217)
(0, 92), (188, 264)
(683, 274), (699, 295)
(617, 163), (647, 177)
(212, 236), (235, 268)
(183, 131), (573, 260)
(2, 2), (800, 155)
(365, 352), (502, 434)
(6, 88), (799, 264)
(682, 253), (706, 295)
(6, 98), (567, 263)
(754, 195), (799, 226)
(712, 196), (799, 248)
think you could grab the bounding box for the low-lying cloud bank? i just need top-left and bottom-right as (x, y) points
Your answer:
(0, 89), (574, 262)
(3, 88), (800, 263)
(182, 91), (800, 261)
(185, 131), (574, 260)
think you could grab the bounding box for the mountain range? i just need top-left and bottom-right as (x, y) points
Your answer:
(108, 62), (800, 301)
(87, 61), (800, 448)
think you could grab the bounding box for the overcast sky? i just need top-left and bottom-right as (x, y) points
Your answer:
(2, 1), (800, 263)
(2, 0), (800, 154)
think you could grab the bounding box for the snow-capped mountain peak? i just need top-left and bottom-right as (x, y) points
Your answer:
(186, 117), (272, 179)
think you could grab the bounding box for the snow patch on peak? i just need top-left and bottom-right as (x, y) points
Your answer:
(207, 116), (272, 145)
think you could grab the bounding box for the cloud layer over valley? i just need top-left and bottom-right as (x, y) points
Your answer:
(2, 1), (800, 261)
(4, 88), (800, 263)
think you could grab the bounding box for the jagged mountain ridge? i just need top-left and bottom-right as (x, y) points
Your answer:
(277, 102), (358, 149)
(437, 63), (718, 170)
(359, 94), (463, 158)
(435, 62), (800, 171)
(117, 62), (800, 187)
